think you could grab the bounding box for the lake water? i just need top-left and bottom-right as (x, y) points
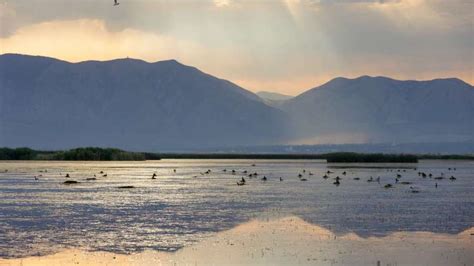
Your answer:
(0, 159), (473, 258)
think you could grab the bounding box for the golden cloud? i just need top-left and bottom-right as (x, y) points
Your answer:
(0, 19), (203, 63)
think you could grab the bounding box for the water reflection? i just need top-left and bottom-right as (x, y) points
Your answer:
(1, 216), (473, 266)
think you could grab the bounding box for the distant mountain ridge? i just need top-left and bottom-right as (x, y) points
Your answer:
(0, 54), (289, 151)
(281, 75), (474, 144)
(1, 54), (473, 151)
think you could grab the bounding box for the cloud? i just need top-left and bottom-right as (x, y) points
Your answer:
(0, 19), (203, 63)
(214, 0), (231, 7)
(311, 0), (400, 3)
(0, 1), (19, 36)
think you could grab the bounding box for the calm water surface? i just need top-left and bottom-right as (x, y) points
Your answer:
(0, 159), (473, 258)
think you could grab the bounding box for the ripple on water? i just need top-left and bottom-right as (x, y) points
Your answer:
(0, 159), (473, 258)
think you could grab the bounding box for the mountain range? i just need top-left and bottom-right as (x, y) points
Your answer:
(282, 76), (474, 145)
(1, 54), (473, 152)
(0, 54), (289, 151)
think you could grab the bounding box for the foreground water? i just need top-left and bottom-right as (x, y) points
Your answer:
(0, 159), (473, 258)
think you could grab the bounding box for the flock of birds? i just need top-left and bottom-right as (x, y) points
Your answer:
(226, 166), (459, 193)
(14, 164), (459, 193)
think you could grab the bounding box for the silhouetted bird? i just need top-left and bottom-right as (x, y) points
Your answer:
(237, 177), (246, 186)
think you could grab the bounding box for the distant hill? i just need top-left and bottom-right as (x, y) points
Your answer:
(257, 91), (292, 107)
(1, 54), (473, 152)
(0, 54), (289, 151)
(281, 76), (474, 144)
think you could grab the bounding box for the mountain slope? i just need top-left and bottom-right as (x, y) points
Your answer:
(281, 76), (474, 144)
(0, 54), (289, 151)
(1, 55), (473, 150)
(256, 91), (293, 107)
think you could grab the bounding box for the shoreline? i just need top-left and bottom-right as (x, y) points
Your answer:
(2, 147), (474, 162)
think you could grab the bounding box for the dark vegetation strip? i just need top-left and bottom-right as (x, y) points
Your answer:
(325, 153), (419, 163)
(1, 148), (473, 162)
(0, 147), (151, 161)
(417, 154), (474, 160)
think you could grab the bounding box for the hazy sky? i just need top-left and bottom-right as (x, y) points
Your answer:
(0, 0), (472, 95)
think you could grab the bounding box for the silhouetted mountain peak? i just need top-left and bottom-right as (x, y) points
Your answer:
(282, 76), (474, 144)
(0, 54), (288, 151)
